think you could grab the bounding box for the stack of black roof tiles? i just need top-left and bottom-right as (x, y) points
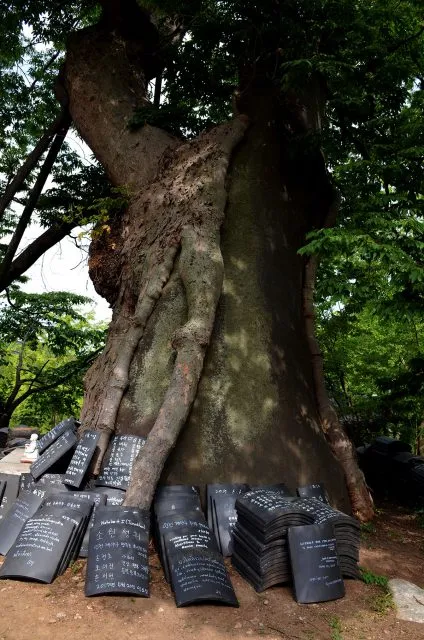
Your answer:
(0, 492), (95, 583)
(231, 488), (360, 592)
(408, 463), (424, 502)
(153, 485), (238, 607)
(294, 498), (360, 579)
(206, 483), (250, 556)
(153, 484), (203, 583)
(357, 436), (424, 504)
(232, 489), (313, 591)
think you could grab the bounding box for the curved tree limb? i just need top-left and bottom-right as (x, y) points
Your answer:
(0, 108), (69, 224)
(124, 226), (224, 508)
(80, 115), (248, 476)
(0, 113), (71, 287)
(0, 220), (75, 292)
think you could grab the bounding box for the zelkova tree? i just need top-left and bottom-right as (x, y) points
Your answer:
(55, 0), (376, 519)
(6, 0), (423, 520)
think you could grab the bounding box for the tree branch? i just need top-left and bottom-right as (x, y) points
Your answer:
(0, 113), (71, 282)
(5, 332), (32, 409)
(29, 50), (61, 91)
(10, 349), (101, 411)
(0, 108), (70, 224)
(25, 359), (50, 394)
(0, 220), (75, 292)
(153, 73), (162, 107)
(81, 245), (179, 474)
(387, 24), (424, 55)
(302, 192), (374, 522)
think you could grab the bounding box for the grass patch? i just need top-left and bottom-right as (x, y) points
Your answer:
(70, 560), (84, 575)
(359, 567), (388, 589)
(329, 615), (343, 640)
(359, 567), (394, 615)
(360, 522), (376, 536)
(369, 591), (395, 615)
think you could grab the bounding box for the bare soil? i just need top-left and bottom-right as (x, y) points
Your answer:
(1, 502), (424, 640)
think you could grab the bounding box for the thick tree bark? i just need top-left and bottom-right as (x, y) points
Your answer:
(61, 5), (370, 516)
(0, 412), (10, 448)
(0, 413), (10, 432)
(150, 92), (352, 513)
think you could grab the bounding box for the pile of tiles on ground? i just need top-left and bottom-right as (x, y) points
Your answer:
(153, 485), (238, 607)
(206, 483), (250, 556)
(0, 492), (95, 583)
(294, 497), (360, 578)
(357, 436), (424, 504)
(231, 488), (360, 592)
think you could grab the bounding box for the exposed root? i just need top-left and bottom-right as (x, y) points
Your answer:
(80, 245), (178, 474)
(124, 227), (224, 508)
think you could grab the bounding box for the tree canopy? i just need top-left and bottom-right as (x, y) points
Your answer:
(1, 1), (423, 287)
(1, 1), (423, 288)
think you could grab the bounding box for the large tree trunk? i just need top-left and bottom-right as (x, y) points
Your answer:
(62, 3), (373, 519)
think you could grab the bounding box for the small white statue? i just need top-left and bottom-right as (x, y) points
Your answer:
(22, 433), (39, 462)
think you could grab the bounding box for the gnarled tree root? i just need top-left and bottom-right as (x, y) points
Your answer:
(82, 246), (178, 474)
(124, 227), (224, 508)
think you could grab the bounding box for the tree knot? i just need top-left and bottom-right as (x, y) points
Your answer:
(172, 323), (209, 350)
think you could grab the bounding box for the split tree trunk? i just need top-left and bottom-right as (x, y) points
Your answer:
(61, 5), (373, 519)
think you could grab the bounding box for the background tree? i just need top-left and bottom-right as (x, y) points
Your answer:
(317, 303), (424, 449)
(1, 0), (423, 520)
(0, 290), (105, 432)
(302, 48), (424, 455)
(0, 0), (110, 291)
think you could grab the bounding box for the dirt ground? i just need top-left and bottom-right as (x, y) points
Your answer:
(0, 502), (424, 640)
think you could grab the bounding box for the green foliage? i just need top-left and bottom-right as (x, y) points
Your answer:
(329, 616), (343, 640)
(130, 103), (197, 137)
(0, 0), (109, 288)
(0, 290), (105, 430)
(0, 290), (103, 356)
(359, 568), (389, 589)
(3, 343), (82, 433)
(360, 522), (376, 536)
(316, 302), (424, 448)
(37, 152), (110, 228)
(0, 1), (96, 180)
(78, 186), (131, 235)
(360, 568), (395, 615)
